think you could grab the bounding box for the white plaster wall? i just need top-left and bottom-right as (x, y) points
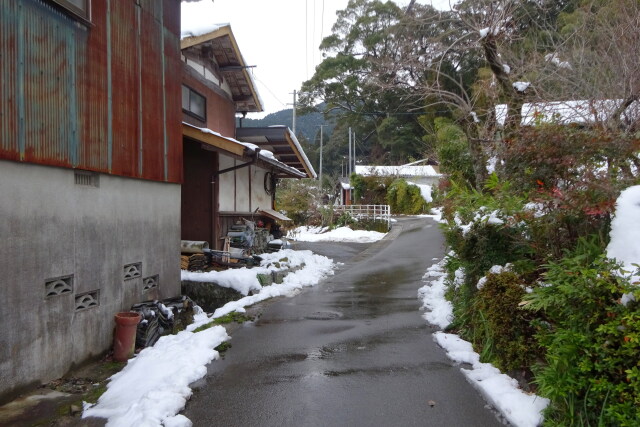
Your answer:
(235, 166), (250, 212)
(250, 167), (272, 211)
(0, 160), (181, 401)
(218, 155), (236, 212)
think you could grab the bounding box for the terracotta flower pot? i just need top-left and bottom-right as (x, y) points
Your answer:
(113, 312), (141, 362)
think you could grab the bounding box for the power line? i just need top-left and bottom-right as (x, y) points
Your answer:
(253, 75), (287, 107)
(305, 0), (309, 79)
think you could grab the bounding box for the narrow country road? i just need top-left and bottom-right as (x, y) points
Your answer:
(183, 217), (503, 426)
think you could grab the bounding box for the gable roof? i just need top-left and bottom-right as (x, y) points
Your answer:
(236, 126), (317, 179)
(181, 24), (263, 113)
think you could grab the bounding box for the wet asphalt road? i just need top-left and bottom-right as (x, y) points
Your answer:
(184, 217), (503, 427)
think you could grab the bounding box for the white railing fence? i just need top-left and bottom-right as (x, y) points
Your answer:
(331, 204), (391, 230)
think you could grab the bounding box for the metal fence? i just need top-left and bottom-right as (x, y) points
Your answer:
(332, 204), (391, 230)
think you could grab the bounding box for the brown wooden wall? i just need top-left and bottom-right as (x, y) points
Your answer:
(181, 140), (218, 246)
(0, 0), (182, 183)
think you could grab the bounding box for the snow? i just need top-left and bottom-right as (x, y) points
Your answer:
(513, 81), (530, 92)
(407, 181), (433, 203)
(85, 248), (336, 426)
(433, 333), (549, 427)
(496, 99), (640, 127)
(181, 3), (225, 40)
(419, 257), (550, 426)
(418, 259), (453, 328)
(502, 63), (511, 74)
(416, 207), (445, 223)
(479, 28), (490, 38)
(288, 226), (386, 243)
(607, 185), (640, 286)
(544, 53), (571, 70)
(355, 164), (441, 177)
(83, 325), (229, 427)
(181, 249), (334, 296)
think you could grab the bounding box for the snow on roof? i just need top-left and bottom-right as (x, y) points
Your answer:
(496, 99), (640, 127)
(183, 123), (304, 177)
(181, 2), (225, 40)
(355, 165), (441, 177)
(286, 128), (317, 179)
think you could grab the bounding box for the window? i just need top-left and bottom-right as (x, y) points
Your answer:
(49, 0), (91, 21)
(182, 85), (206, 121)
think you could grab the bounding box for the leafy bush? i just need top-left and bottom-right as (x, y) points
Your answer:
(468, 271), (540, 374)
(386, 178), (429, 214)
(524, 237), (640, 426)
(275, 179), (317, 225)
(350, 173), (394, 205)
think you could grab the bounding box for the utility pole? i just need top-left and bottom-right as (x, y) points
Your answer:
(291, 90), (297, 134)
(348, 127), (352, 177)
(352, 131), (356, 174)
(318, 125), (325, 189)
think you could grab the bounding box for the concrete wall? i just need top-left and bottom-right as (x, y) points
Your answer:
(0, 160), (181, 402)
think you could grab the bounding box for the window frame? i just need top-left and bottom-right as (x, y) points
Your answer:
(182, 85), (207, 122)
(48, 0), (91, 23)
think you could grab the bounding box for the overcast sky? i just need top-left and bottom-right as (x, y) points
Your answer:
(185, 0), (454, 118)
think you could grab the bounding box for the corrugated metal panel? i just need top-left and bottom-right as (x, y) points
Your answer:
(78, 0), (108, 172)
(0, 0), (182, 183)
(0, 1), (20, 161)
(164, 9), (183, 183)
(22, 0), (77, 167)
(140, 0), (165, 181)
(110, 0), (139, 178)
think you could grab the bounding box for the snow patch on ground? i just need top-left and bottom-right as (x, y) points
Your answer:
(86, 249), (336, 426)
(180, 249), (333, 296)
(419, 259), (549, 427)
(418, 259), (453, 329)
(433, 333), (549, 427)
(83, 325), (229, 427)
(287, 226), (386, 243)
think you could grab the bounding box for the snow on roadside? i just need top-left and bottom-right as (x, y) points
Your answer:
(288, 226), (386, 243)
(418, 259), (452, 329)
(84, 249), (336, 426)
(181, 249), (333, 296)
(82, 322), (229, 427)
(433, 333), (549, 427)
(416, 207), (445, 223)
(419, 258), (549, 427)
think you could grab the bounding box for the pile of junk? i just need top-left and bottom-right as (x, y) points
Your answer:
(180, 218), (291, 272)
(129, 296), (196, 348)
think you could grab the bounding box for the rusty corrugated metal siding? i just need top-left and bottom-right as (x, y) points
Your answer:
(0, 0), (182, 183)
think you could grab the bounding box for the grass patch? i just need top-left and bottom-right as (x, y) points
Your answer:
(192, 312), (253, 332)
